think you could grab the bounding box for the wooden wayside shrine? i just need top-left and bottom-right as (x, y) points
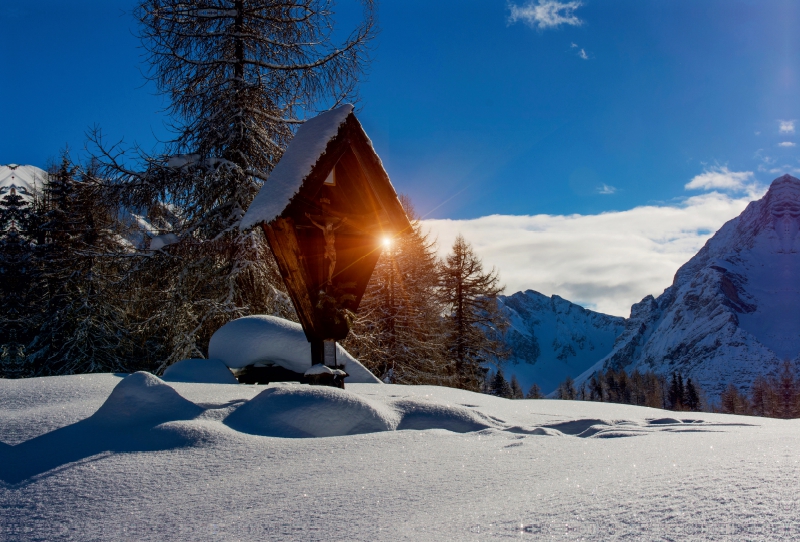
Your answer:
(240, 105), (411, 380)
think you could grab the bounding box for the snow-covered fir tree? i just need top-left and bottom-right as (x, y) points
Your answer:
(0, 185), (37, 377)
(25, 158), (130, 376)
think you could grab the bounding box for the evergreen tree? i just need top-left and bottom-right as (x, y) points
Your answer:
(556, 375), (576, 400)
(343, 199), (448, 384)
(589, 371), (604, 401)
(668, 372), (685, 410)
(510, 374), (524, 399)
(526, 383), (544, 399)
(777, 361), (799, 419)
(26, 158), (131, 375)
(491, 368), (512, 398)
(439, 234), (508, 391)
(605, 370), (619, 402)
(0, 185), (38, 377)
(685, 378), (701, 411)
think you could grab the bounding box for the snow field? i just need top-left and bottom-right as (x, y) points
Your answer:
(1, 374), (798, 541)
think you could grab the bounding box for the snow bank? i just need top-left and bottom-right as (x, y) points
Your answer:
(224, 385), (398, 438)
(161, 358), (238, 384)
(91, 372), (203, 426)
(392, 399), (494, 433)
(208, 315), (381, 383)
(239, 105), (353, 230)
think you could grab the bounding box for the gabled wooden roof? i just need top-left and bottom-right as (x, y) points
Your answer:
(241, 106), (411, 343)
(241, 105), (408, 233)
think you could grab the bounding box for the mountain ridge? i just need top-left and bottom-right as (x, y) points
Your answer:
(572, 174), (800, 396)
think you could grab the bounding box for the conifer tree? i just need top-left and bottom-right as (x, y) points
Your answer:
(0, 186), (38, 377)
(668, 372), (686, 410)
(777, 361), (799, 419)
(491, 368), (513, 398)
(343, 199), (448, 384)
(526, 383), (544, 399)
(510, 374), (524, 399)
(589, 371), (605, 401)
(719, 383), (749, 415)
(685, 378), (701, 411)
(26, 158), (130, 375)
(439, 234), (507, 391)
(556, 375), (577, 400)
(750, 375), (778, 418)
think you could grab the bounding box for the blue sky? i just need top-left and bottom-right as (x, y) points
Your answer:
(2, 0), (798, 313)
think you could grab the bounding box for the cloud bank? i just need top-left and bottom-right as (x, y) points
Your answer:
(423, 190), (762, 317)
(508, 0), (583, 29)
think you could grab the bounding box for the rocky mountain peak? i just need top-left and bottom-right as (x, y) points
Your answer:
(574, 174), (800, 397)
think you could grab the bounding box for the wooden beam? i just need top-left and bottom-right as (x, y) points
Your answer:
(262, 219), (319, 341)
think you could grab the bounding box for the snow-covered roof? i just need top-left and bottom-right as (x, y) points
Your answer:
(0, 164), (47, 198)
(240, 104), (354, 230)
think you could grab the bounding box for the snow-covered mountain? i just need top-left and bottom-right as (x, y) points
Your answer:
(0, 164), (47, 197)
(576, 174), (800, 396)
(498, 290), (625, 394)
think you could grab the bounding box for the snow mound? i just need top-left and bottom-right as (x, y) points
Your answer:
(91, 372), (203, 426)
(224, 385), (398, 438)
(223, 385), (506, 438)
(240, 104), (353, 230)
(162, 359), (239, 384)
(392, 399), (494, 433)
(208, 315), (381, 383)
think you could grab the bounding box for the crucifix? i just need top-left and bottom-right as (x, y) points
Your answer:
(306, 211), (347, 286)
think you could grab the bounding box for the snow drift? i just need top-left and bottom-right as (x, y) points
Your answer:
(208, 315), (381, 383)
(91, 372), (204, 426)
(224, 385), (398, 438)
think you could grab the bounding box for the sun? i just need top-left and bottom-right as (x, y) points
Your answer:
(382, 237), (392, 248)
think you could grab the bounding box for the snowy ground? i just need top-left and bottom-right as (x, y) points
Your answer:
(1, 374), (798, 541)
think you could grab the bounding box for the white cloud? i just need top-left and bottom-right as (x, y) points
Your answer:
(508, 0), (583, 29)
(570, 42), (589, 59)
(423, 191), (762, 317)
(597, 183), (616, 194)
(684, 166), (755, 192)
(779, 120), (795, 134)
(778, 141), (796, 147)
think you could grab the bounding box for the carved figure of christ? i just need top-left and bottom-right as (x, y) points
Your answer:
(306, 213), (348, 286)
